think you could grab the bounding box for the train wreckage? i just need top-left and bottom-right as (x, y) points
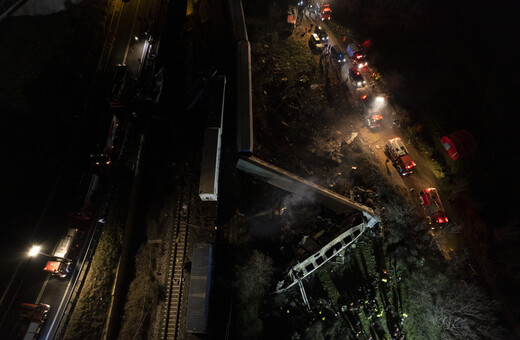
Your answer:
(236, 156), (380, 296)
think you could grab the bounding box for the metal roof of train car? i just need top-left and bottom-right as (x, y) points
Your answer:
(198, 128), (221, 201)
(186, 244), (213, 334)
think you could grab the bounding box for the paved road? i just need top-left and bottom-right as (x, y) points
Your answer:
(99, 0), (159, 82)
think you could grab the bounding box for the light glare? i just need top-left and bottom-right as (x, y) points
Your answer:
(28, 245), (41, 257)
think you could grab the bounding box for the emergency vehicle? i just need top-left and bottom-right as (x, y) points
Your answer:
(384, 137), (416, 175)
(320, 4), (331, 20)
(419, 188), (449, 228)
(18, 303), (50, 340)
(360, 94), (386, 129)
(43, 228), (78, 278)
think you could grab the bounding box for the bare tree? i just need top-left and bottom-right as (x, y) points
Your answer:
(236, 250), (274, 303)
(438, 280), (507, 339)
(304, 319), (349, 340)
(405, 270), (508, 339)
(381, 196), (418, 245)
(235, 250), (274, 339)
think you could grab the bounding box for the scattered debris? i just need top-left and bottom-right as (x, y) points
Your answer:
(346, 132), (358, 144)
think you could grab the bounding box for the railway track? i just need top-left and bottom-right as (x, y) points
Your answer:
(161, 161), (193, 340)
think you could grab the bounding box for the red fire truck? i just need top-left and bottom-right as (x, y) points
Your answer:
(320, 4), (331, 20)
(384, 138), (416, 175)
(18, 303), (50, 340)
(43, 228), (78, 278)
(419, 188), (448, 228)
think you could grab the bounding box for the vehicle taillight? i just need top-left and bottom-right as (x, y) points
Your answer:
(437, 217), (443, 223)
(361, 95), (367, 100)
(444, 217), (449, 223)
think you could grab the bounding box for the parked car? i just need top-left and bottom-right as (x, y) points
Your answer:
(330, 45), (346, 64)
(107, 64), (132, 108)
(314, 25), (328, 42)
(346, 43), (368, 69)
(309, 33), (324, 51)
(348, 66), (366, 88)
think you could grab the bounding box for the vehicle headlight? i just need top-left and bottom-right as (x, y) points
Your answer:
(357, 82), (361, 86)
(357, 64), (362, 69)
(343, 58), (346, 62)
